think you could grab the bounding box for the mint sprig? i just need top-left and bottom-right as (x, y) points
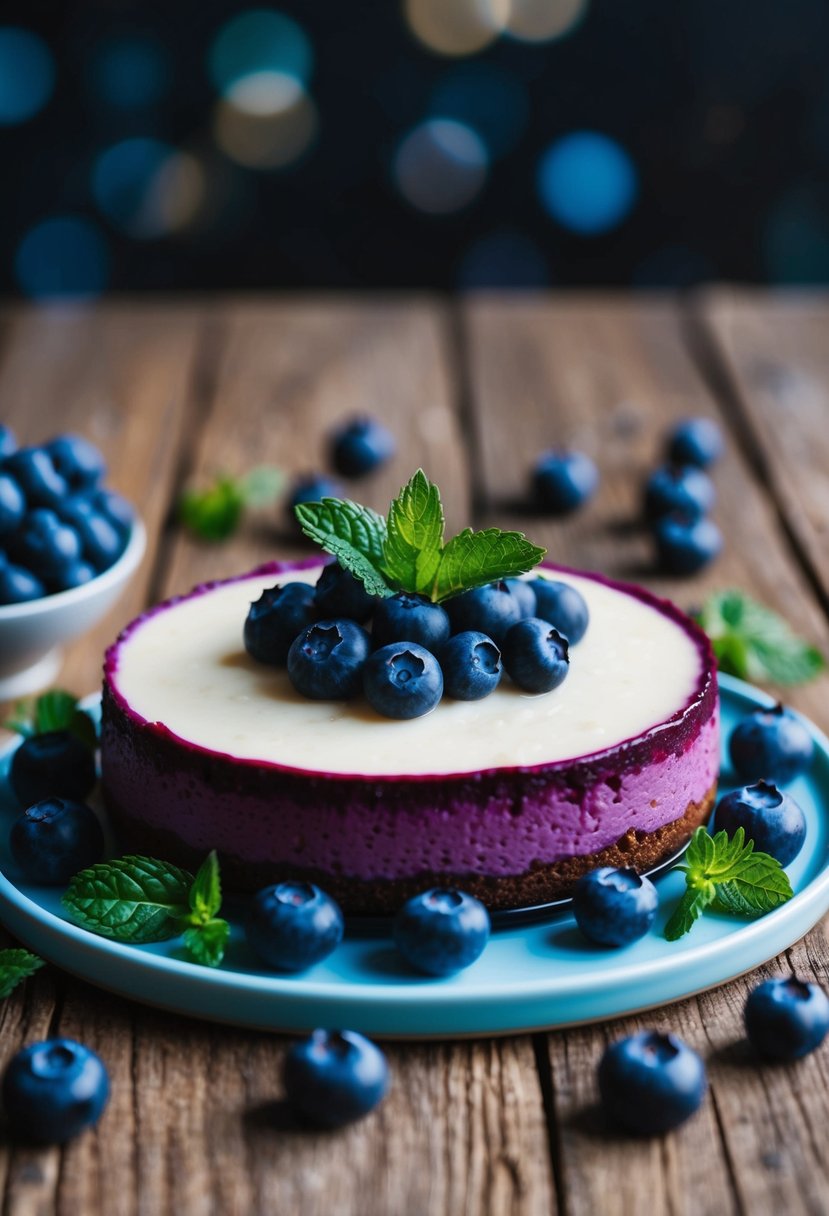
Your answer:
(665, 826), (793, 941)
(295, 469), (546, 603)
(0, 948), (45, 999)
(179, 466), (284, 542)
(4, 689), (97, 750)
(178, 850), (230, 968)
(695, 590), (824, 686)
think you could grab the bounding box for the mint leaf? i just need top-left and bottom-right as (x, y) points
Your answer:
(383, 469), (444, 596)
(432, 528), (547, 603)
(664, 886), (716, 942)
(294, 498), (393, 598)
(179, 477), (246, 541)
(35, 690), (78, 733)
(186, 850), (222, 924)
(183, 919), (229, 968)
(240, 465), (284, 507)
(63, 856), (194, 943)
(714, 856), (794, 916)
(696, 590), (824, 686)
(0, 948), (45, 998)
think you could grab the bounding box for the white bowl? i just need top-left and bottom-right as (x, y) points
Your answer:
(0, 520), (147, 699)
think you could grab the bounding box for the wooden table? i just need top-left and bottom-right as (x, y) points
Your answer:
(2, 293), (829, 1216)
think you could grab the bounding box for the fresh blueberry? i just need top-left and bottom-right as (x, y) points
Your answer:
(394, 888), (490, 976)
(330, 416), (396, 477)
(573, 868), (658, 947)
(744, 976), (829, 1061)
(532, 450), (598, 514)
(314, 560), (375, 623)
(287, 618), (370, 699)
(440, 632), (502, 701)
(246, 881), (344, 971)
(501, 618), (569, 693)
(598, 1031), (707, 1136)
(90, 488), (135, 537)
(653, 513), (722, 575)
(9, 731), (97, 807)
(363, 643), (443, 719)
(2, 1038), (109, 1144)
(729, 703), (815, 785)
(666, 417), (724, 469)
(288, 474), (344, 529)
(0, 423), (17, 461)
(530, 578), (589, 644)
(4, 448), (68, 509)
(0, 562), (45, 604)
(644, 465), (715, 522)
(445, 581), (522, 646)
(713, 780), (806, 867)
(372, 593), (450, 651)
(283, 1029), (389, 1128)
(503, 577), (536, 618)
(244, 582), (317, 666)
(9, 797), (104, 885)
(11, 508), (82, 582)
(48, 435), (107, 490)
(56, 498), (125, 571)
(51, 559), (98, 592)
(0, 473), (25, 538)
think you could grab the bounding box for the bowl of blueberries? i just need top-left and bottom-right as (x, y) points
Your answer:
(0, 426), (146, 698)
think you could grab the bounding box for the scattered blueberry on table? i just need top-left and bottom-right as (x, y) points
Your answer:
(10, 797), (105, 885)
(329, 416), (396, 478)
(644, 465), (715, 523)
(744, 976), (829, 1061)
(2, 1038), (110, 1144)
(246, 881), (344, 972)
(393, 888), (490, 976)
(713, 781), (806, 868)
(573, 868), (658, 947)
(598, 1030), (707, 1136)
(653, 512), (723, 575)
(283, 1029), (389, 1128)
(729, 704), (815, 785)
(532, 450), (599, 514)
(666, 417), (724, 469)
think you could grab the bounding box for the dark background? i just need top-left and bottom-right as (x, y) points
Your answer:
(3, 0), (829, 297)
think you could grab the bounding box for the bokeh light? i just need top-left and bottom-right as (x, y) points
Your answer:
(404, 0), (509, 57)
(93, 139), (205, 238)
(0, 28), (55, 125)
(89, 35), (170, 110)
(430, 64), (528, 158)
(458, 230), (550, 288)
(394, 119), (488, 214)
(208, 11), (312, 93)
(214, 88), (318, 169)
(537, 131), (637, 234)
(15, 216), (109, 299)
(505, 0), (589, 42)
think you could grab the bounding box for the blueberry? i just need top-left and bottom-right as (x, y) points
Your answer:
(330, 416), (395, 477)
(12, 508), (82, 582)
(52, 559), (98, 591)
(573, 867), (658, 946)
(503, 577), (536, 618)
(372, 593), (450, 651)
(0, 473), (25, 538)
(283, 1029), (389, 1128)
(56, 498), (125, 571)
(598, 1031), (707, 1136)
(244, 582), (317, 666)
(246, 881), (344, 971)
(440, 631), (502, 701)
(530, 578), (589, 644)
(363, 643), (443, 719)
(2, 1038), (109, 1144)
(48, 434), (107, 490)
(729, 703), (815, 785)
(744, 976), (829, 1061)
(644, 465), (715, 522)
(713, 780), (806, 867)
(532, 450), (598, 514)
(288, 474), (344, 529)
(4, 448), (68, 509)
(667, 417), (724, 469)
(287, 619), (370, 699)
(9, 797), (104, 885)
(0, 423), (17, 461)
(653, 513), (722, 575)
(501, 618), (569, 693)
(394, 888), (490, 976)
(0, 562), (45, 604)
(314, 560), (375, 623)
(445, 581), (522, 645)
(9, 731), (97, 807)
(90, 488), (135, 537)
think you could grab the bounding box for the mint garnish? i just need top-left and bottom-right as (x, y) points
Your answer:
(179, 466), (284, 542)
(295, 469), (546, 603)
(62, 852), (230, 967)
(695, 590), (824, 686)
(664, 826), (793, 941)
(4, 689), (97, 750)
(0, 948), (45, 999)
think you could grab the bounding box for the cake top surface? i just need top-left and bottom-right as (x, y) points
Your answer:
(105, 561), (713, 778)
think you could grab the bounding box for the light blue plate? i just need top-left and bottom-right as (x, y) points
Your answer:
(1, 674), (828, 1039)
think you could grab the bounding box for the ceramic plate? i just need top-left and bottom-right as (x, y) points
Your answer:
(1, 674), (828, 1039)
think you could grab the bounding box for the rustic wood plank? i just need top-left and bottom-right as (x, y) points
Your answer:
(462, 293), (829, 1216)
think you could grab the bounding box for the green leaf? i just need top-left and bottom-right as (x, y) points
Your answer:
(35, 690), (79, 734)
(664, 885), (716, 941)
(186, 850), (222, 925)
(239, 465), (285, 508)
(383, 469), (445, 595)
(714, 855), (794, 917)
(432, 529), (547, 603)
(0, 948), (45, 999)
(294, 498), (394, 598)
(179, 477), (246, 541)
(696, 590), (825, 686)
(62, 855), (194, 943)
(182, 919), (230, 968)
